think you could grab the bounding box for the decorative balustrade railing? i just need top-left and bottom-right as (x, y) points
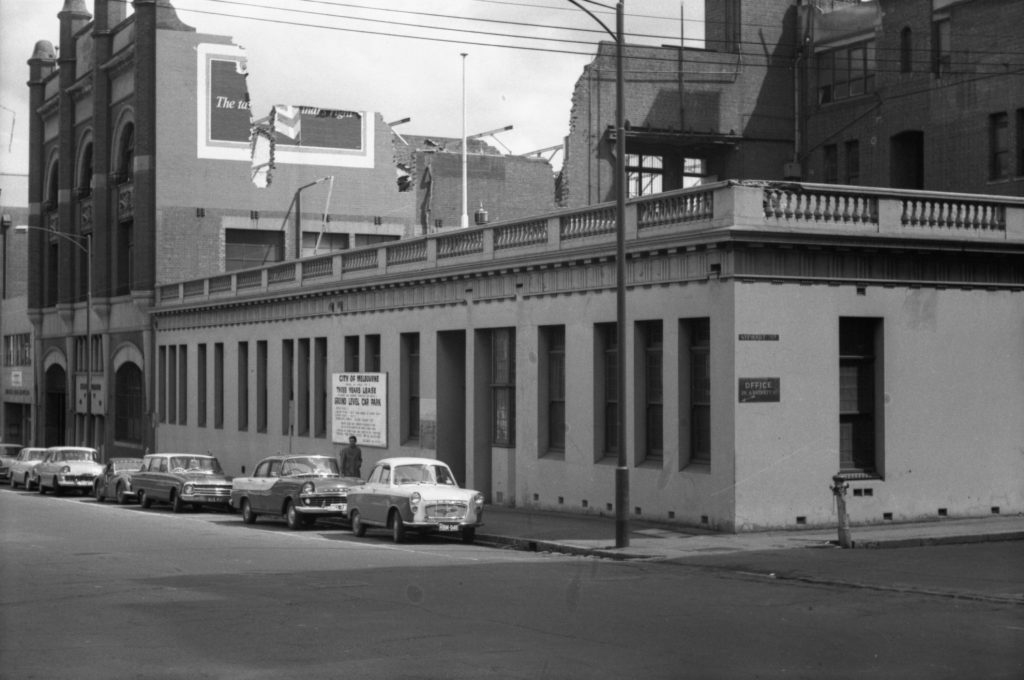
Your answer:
(637, 189), (714, 229)
(763, 186), (878, 225)
(438, 230), (484, 258)
(302, 256), (333, 279)
(342, 248), (377, 272)
(494, 219), (549, 249)
(560, 206), (616, 240)
(209, 275), (233, 293)
(268, 262), (296, 284)
(152, 183), (1021, 307)
(387, 240), (427, 265)
(900, 197), (1006, 232)
(236, 270), (263, 290)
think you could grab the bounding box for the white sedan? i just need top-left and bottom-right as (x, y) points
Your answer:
(347, 457), (484, 544)
(34, 447), (103, 495)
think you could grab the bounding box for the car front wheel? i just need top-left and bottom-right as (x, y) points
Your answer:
(391, 511), (405, 544)
(241, 499), (257, 524)
(285, 501), (303, 530)
(116, 484), (129, 505)
(350, 510), (367, 537)
(139, 490), (153, 509)
(171, 490), (186, 513)
(37, 478), (46, 494)
(94, 483), (104, 502)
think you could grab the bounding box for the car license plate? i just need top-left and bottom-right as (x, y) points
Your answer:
(438, 524), (459, 532)
(329, 503), (347, 512)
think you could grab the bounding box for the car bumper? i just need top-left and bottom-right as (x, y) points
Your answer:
(296, 497), (348, 516)
(57, 477), (98, 488)
(181, 494), (231, 505)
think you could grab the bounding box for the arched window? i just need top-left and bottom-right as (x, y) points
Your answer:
(77, 141), (93, 197)
(115, 362), (144, 443)
(45, 161), (59, 210)
(900, 27), (913, 73)
(117, 123), (135, 183)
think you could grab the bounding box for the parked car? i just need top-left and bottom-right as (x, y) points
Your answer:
(0, 443), (21, 480)
(230, 454), (363, 530)
(93, 457), (144, 504)
(347, 457), (484, 544)
(132, 453), (233, 512)
(34, 447), (103, 495)
(8, 447), (48, 489)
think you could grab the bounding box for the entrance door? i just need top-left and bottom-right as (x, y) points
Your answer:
(436, 331), (467, 487)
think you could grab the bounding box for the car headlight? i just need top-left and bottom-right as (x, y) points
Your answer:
(410, 491), (421, 505)
(301, 482), (315, 495)
(473, 493), (484, 509)
(183, 483), (194, 495)
(60, 465), (71, 474)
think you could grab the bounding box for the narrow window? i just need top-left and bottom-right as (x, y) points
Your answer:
(344, 335), (360, 372)
(401, 333), (420, 440)
(989, 112), (1009, 181)
(168, 346), (177, 425)
(282, 339), (294, 436)
(491, 328), (516, 447)
(688, 319), (711, 465)
(178, 345), (187, 425)
(839, 318), (881, 476)
(214, 342), (224, 429)
(297, 338), (310, 437)
(596, 322), (618, 457)
(824, 144), (838, 184)
(365, 334), (381, 372)
(1017, 109), (1024, 177)
(541, 325), (565, 454)
(158, 345), (167, 423)
(238, 341), (249, 431)
(314, 337), (327, 437)
(257, 340), (267, 433)
(197, 344), (207, 428)
(899, 27), (913, 73)
(933, 18), (951, 76)
(640, 321), (663, 461)
(845, 140), (860, 185)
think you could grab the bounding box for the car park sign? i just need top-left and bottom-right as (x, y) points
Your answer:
(332, 373), (387, 447)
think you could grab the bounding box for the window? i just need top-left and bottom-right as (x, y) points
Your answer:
(255, 340), (266, 433)
(77, 142), (94, 197)
(177, 345), (187, 425)
(282, 339), (294, 436)
(238, 342), (250, 431)
(297, 338), (310, 437)
(301, 231), (349, 257)
(824, 144), (838, 184)
(818, 41), (876, 103)
(3, 334), (31, 366)
(167, 346), (177, 424)
(117, 123), (134, 182)
(402, 333), (420, 440)
(114, 363), (143, 444)
(845, 140), (860, 185)
(226, 229), (284, 271)
(1017, 109), (1024, 177)
(491, 328), (516, 447)
(899, 27), (913, 73)
(932, 18), (951, 76)
(639, 321), (663, 461)
(344, 335), (359, 372)
(314, 337), (328, 437)
(839, 318), (882, 476)
(365, 334), (381, 372)
(596, 322), (618, 457)
(683, 318), (711, 466)
(541, 326), (565, 454)
(116, 221), (133, 295)
(197, 344), (207, 427)
(158, 346), (166, 423)
(626, 154), (663, 198)
(989, 112), (1009, 181)
(683, 157), (707, 188)
(214, 342), (224, 429)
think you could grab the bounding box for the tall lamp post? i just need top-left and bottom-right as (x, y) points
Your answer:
(15, 224), (93, 447)
(569, 0), (628, 547)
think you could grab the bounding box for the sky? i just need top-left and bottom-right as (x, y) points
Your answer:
(0, 0), (704, 183)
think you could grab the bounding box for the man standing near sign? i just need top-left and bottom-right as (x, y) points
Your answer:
(340, 436), (362, 478)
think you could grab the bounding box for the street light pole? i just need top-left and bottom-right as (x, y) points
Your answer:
(569, 0), (629, 547)
(460, 52), (469, 229)
(15, 225), (92, 447)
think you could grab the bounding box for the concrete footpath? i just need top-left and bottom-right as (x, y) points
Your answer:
(472, 506), (1024, 561)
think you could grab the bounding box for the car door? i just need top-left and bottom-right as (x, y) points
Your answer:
(247, 460), (279, 513)
(364, 464), (391, 524)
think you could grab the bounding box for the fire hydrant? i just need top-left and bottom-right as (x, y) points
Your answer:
(830, 475), (852, 548)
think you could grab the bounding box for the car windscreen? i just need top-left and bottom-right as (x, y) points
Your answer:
(394, 464), (458, 486)
(282, 457), (339, 476)
(169, 456), (223, 474)
(56, 449), (98, 462)
(112, 459), (143, 472)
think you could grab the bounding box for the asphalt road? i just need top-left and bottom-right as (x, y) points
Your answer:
(1, 486), (1021, 680)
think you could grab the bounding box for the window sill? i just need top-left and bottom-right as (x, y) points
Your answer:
(836, 470), (882, 481)
(682, 461), (711, 474)
(540, 450), (565, 461)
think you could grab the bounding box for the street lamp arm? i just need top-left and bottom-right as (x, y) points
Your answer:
(567, 0), (617, 40)
(14, 224), (89, 254)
